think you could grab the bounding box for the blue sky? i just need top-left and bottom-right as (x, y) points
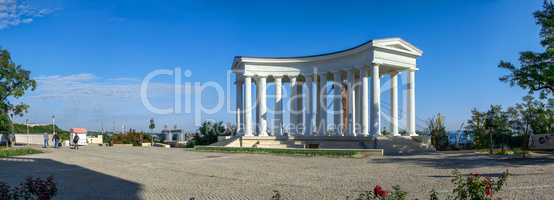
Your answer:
(0, 0), (544, 132)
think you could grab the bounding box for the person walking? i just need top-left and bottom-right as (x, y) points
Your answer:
(8, 133), (15, 147)
(72, 134), (80, 150)
(43, 132), (49, 148)
(52, 134), (60, 148)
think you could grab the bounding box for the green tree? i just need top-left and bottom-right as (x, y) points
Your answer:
(197, 121), (225, 144)
(484, 105), (512, 152)
(510, 96), (554, 135)
(0, 49), (36, 139)
(187, 121), (227, 147)
(465, 109), (487, 148)
(498, 0), (554, 97)
(427, 113), (448, 150)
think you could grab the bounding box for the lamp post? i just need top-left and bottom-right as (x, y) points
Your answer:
(51, 115), (56, 135)
(26, 119), (29, 146)
(52, 115), (56, 147)
(9, 113), (14, 147)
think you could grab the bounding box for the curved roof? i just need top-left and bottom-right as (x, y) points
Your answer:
(235, 39), (373, 60)
(232, 38), (422, 69)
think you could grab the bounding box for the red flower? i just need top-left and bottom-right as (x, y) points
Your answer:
(485, 187), (492, 196)
(485, 184), (492, 196)
(373, 185), (388, 198)
(484, 177), (493, 196)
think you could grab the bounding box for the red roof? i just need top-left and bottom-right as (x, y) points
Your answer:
(70, 128), (87, 134)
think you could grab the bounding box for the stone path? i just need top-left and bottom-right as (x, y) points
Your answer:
(1, 146), (553, 199)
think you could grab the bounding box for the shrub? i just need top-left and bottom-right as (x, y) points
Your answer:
(111, 132), (152, 146)
(271, 170), (509, 200)
(450, 170), (508, 200)
(353, 185), (407, 200)
(0, 148), (42, 158)
(271, 190), (281, 200)
(427, 113), (449, 150)
(187, 121), (235, 147)
(0, 176), (57, 200)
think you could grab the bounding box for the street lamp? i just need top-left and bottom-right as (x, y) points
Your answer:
(51, 115), (56, 135)
(26, 119), (29, 146)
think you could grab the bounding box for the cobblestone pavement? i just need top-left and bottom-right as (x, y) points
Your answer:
(1, 146), (553, 200)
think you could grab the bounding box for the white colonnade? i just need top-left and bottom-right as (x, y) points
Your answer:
(233, 38), (422, 137)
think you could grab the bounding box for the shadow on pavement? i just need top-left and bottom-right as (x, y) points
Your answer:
(0, 157), (142, 200)
(371, 153), (554, 169)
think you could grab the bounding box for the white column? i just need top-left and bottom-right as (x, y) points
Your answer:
(371, 64), (381, 136)
(407, 70), (417, 136)
(236, 76), (243, 134)
(289, 77), (297, 135)
(304, 75), (313, 136)
(244, 76), (253, 136)
(296, 81), (303, 135)
(274, 77), (283, 136)
(391, 71), (400, 136)
(319, 73), (327, 135)
(333, 72), (343, 135)
(256, 76), (268, 136)
(347, 70), (356, 136)
(316, 75), (321, 131)
(355, 75), (361, 135)
(360, 67), (369, 136)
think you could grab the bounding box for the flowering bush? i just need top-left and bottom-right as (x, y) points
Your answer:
(0, 176), (57, 200)
(350, 170), (509, 200)
(450, 170), (508, 200)
(271, 170), (509, 200)
(352, 185), (407, 200)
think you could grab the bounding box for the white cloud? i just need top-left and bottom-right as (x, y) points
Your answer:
(15, 72), (231, 131)
(30, 73), (197, 100)
(0, 0), (55, 29)
(33, 73), (140, 99)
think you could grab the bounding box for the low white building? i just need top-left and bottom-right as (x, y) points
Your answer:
(70, 128), (88, 146)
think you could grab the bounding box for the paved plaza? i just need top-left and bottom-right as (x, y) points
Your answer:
(1, 146), (553, 200)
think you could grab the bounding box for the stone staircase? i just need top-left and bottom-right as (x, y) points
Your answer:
(375, 136), (435, 155)
(211, 135), (435, 155)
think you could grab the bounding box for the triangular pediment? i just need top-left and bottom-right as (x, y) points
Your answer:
(387, 43), (411, 51)
(373, 38), (423, 56)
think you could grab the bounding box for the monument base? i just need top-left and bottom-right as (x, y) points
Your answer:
(213, 135), (434, 155)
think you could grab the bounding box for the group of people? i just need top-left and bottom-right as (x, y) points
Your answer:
(3, 133), (15, 147)
(42, 132), (80, 150)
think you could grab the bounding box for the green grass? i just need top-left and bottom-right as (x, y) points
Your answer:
(495, 150), (514, 155)
(193, 146), (382, 158)
(0, 148), (43, 158)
